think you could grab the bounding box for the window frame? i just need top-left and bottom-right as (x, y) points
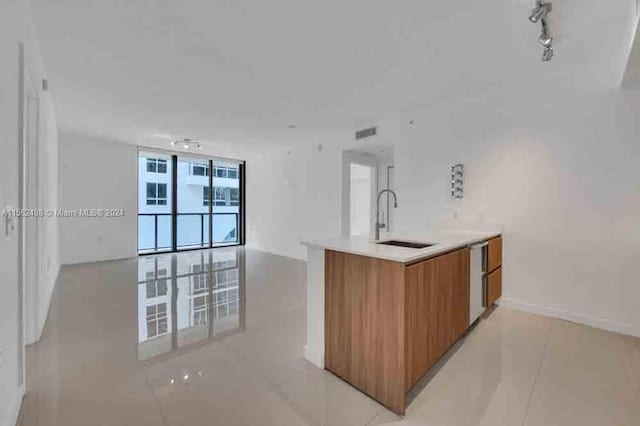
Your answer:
(146, 182), (168, 206)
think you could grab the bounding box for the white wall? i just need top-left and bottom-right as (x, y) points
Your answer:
(246, 85), (640, 337)
(59, 130), (138, 264)
(394, 87), (640, 337)
(0, 0), (60, 425)
(245, 140), (345, 260)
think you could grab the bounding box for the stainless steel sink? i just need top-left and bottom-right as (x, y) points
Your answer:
(376, 240), (436, 249)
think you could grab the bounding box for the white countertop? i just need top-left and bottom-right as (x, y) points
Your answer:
(302, 230), (500, 263)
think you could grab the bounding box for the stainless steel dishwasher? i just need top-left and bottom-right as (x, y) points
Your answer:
(469, 241), (488, 325)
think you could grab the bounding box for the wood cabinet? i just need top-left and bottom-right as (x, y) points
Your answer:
(487, 236), (502, 273)
(325, 247), (470, 415)
(325, 250), (406, 413)
(485, 236), (503, 306)
(404, 248), (469, 390)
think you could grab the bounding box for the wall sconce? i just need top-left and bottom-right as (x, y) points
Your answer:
(451, 164), (464, 199)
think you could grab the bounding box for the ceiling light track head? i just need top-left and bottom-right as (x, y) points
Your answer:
(529, 1), (554, 61)
(529, 1), (552, 24)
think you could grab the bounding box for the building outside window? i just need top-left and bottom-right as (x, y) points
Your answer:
(146, 182), (167, 205)
(192, 163), (208, 176)
(146, 158), (167, 173)
(138, 151), (242, 253)
(229, 188), (239, 206)
(203, 186), (210, 206)
(213, 187), (227, 206)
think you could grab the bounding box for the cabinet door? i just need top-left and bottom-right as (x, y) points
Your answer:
(487, 237), (502, 273)
(486, 267), (502, 306)
(404, 248), (469, 390)
(325, 250), (406, 414)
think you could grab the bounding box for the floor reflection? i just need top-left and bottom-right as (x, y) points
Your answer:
(137, 248), (245, 360)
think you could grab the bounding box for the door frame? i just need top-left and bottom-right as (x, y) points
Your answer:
(23, 68), (40, 346)
(341, 150), (378, 237)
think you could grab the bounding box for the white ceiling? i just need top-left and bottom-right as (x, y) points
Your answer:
(30, 0), (637, 147)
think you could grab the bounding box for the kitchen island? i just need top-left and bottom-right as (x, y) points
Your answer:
(302, 230), (502, 414)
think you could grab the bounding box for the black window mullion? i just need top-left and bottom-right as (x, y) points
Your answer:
(209, 159), (213, 248)
(171, 155), (178, 252)
(239, 162), (246, 245)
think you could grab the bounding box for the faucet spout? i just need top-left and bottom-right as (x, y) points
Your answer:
(375, 189), (398, 240)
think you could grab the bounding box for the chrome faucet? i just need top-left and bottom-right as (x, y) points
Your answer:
(375, 189), (398, 240)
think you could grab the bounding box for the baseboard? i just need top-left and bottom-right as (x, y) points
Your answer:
(304, 344), (324, 369)
(499, 298), (640, 338)
(4, 385), (25, 426)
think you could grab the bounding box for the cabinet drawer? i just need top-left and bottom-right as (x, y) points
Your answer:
(485, 267), (502, 307)
(487, 237), (502, 273)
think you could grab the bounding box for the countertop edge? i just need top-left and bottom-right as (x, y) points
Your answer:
(302, 232), (501, 264)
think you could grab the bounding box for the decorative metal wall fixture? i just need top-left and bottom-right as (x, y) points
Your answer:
(451, 164), (464, 199)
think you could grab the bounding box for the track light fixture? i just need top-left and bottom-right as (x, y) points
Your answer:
(529, 0), (554, 61)
(529, 1), (551, 23)
(171, 138), (202, 149)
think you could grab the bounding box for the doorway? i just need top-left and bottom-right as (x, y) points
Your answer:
(341, 151), (378, 237)
(341, 146), (395, 238)
(349, 163), (375, 236)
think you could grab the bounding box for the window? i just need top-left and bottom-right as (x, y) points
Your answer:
(192, 163), (208, 176)
(203, 186), (210, 206)
(147, 158), (167, 174)
(213, 187), (226, 206)
(146, 303), (168, 338)
(138, 151), (244, 254)
(214, 167), (228, 178)
(229, 188), (239, 206)
(146, 183), (167, 205)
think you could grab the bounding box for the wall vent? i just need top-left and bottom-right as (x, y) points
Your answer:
(355, 126), (377, 140)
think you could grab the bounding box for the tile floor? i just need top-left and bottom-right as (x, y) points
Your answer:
(18, 247), (640, 426)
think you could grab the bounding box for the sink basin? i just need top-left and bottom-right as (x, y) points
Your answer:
(376, 240), (436, 249)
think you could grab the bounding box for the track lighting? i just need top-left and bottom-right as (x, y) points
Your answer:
(529, 1), (554, 61)
(529, 1), (552, 23)
(538, 27), (553, 47)
(171, 138), (202, 149)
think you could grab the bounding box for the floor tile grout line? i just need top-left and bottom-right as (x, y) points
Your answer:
(142, 367), (172, 426)
(520, 318), (554, 426)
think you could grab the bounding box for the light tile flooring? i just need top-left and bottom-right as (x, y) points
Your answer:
(19, 247), (640, 426)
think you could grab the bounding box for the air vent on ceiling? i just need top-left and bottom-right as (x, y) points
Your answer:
(355, 126), (377, 140)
